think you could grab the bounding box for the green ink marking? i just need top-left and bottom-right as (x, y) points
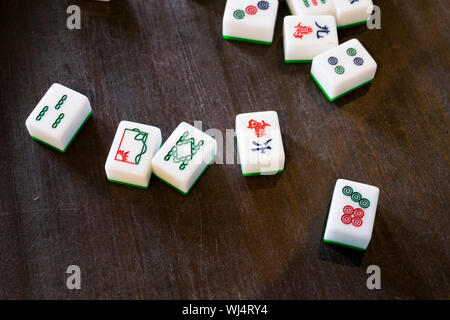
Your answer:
(52, 113), (64, 128)
(359, 198), (370, 208)
(233, 9), (245, 20)
(164, 131), (204, 170)
(347, 48), (357, 56)
(342, 186), (353, 196)
(351, 192), (362, 202)
(55, 95), (67, 110)
(129, 128), (148, 165)
(36, 106), (49, 121)
(335, 66), (345, 74)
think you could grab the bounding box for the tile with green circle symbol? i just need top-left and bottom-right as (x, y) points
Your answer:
(223, 0), (279, 45)
(151, 122), (217, 194)
(324, 179), (380, 250)
(311, 38), (377, 101)
(333, 0), (373, 29)
(25, 83), (93, 152)
(105, 121), (162, 189)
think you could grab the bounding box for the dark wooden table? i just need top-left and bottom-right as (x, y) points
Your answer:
(0, 0), (448, 299)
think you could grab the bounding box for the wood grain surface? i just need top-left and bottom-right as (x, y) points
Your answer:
(0, 0), (448, 299)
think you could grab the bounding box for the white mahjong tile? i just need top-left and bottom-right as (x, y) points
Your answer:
(324, 179), (380, 250)
(283, 15), (338, 63)
(151, 122), (217, 194)
(286, 0), (335, 16)
(105, 121), (162, 189)
(236, 111), (285, 176)
(311, 38), (377, 101)
(333, 0), (373, 28)
(223, 0), (279, 45)
(25, 83), (92, 152)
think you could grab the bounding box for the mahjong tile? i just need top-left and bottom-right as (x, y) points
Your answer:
(283, 15), (338, 63)
(333, 0), (373, 28)
(105, 121), (162, 189)
(286, 0), (335, 16)
(25, 83), (92, 152)
(151, 122), (217, 194)
(311, 38), (377, 101)
(223, 0), (279, 45)
(236, 111), (285, 176)
(324, 179), (380, 250)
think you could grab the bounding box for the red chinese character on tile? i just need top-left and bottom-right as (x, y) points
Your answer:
(248, 119), (271, 138)
(293, 22), (313, 39)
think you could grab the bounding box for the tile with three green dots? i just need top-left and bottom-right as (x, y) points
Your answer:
(25, 83), (92, 152)
(324, 179), (379, 250)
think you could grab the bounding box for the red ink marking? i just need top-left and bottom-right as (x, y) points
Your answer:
(115, 130), (136, 165)
(293, 22), (313, 39)
(340, 205), (364, 228)
(245, 5), (257, 15)
(247, 119), (271, 138)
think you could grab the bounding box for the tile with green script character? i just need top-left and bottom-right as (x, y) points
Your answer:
(25, 83), (92, 152)
(311, 38), (377, 101)
(324, 179), (379, 250)
(333, 0), (372, 28)
(223, 0), (279, 45)
(151, 122), (217, 194)
(286, 0), (336, 16)
(236, 111), (285, 176)
(105, 121), (162, 189)
(283, 15), (338, 63)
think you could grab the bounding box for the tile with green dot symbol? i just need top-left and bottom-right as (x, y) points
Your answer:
(25, 83), (93, 152)
(151, 122), (217, 194)
(223, 0), (279, 46)
(323, 179), (380, 250)
(310, 38), (377, 101)
(105, 121), (162, 189)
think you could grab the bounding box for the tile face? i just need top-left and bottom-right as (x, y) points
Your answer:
(333, 0), (373, 28)
(324, 179), (380, 250)
(311, 38), (377, 101)
(105, 121), (162, 189)
(236, 111), (285, 176)
(25, 83), (92, 152)
(283, 15), (338, 63)
(223, 0), (279, 45)
(152, 122), (217, 194)
(286, 0), (335, 16)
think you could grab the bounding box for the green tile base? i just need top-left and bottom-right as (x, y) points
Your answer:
(323, 238), (366, 251)
(285, 59), (312, 64)
(337, 20), (368, 30)
(108, 179), (149, 190)
(242, 170), (283, 177)
(311, 73), (374, 102)
(223, 35), (272, 46)
(154, 155), (216, 195)
(30, 110), (93, 152)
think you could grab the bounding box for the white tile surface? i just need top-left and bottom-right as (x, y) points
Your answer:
(324, 179), (379, 250)
(311, 38), (377, 101)
(333, 0), (373, 27)
(25, 83), (92, 152)
(287, 0), (336, 16)
(152, 122), (217, 194)
(223, 0), (279, 44)
(236, 111), (285, 175)
(105, 121), (162, 188)
(283, 15), (338, 62)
